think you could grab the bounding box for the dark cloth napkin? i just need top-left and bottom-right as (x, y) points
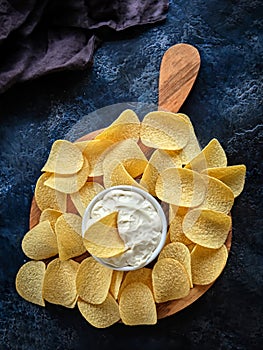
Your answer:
(0, 0), (168, 93)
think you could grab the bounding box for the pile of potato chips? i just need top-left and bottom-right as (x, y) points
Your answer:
(16, 109), (246, 327)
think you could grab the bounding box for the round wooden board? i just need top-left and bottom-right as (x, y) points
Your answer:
(29, 43), (232, 320)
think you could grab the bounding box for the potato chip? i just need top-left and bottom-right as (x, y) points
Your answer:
(152, 258), (190, 303)
(158, 242), (193, 288)
(103, 162), (145, 189)
(95, 109), (140, 143)
(201, 165), (246, 198)
(40, 209), (62, 231)
(119, 282), (157, 325)
(199, 175), (234, 214)
(156, 168), (207, 207)
(191, 244), (228, 285)
(82, 139), (114, 176)
(15, 261), (45, 306)
(35, 173), (67, 212)
(42, 140), (84, 174)
(43, 258), (79, 308)
(176, 113), (201, 164)
(76, 257), (113, 304)
(182, 209), (231, 249)
(103, 139), (148, 179)
(169, 206), (192, 245)
(140, 111), (190, 150)
(75, 140), (90, 152)
(83, 240), (127, 259)
(140, 149), (181, 196)
(78, 294), (120, 328)
(70, 182), (104, 216)
(110, 271), (124, 299)
(185, 138), (227, 172)
(44, 157), (90, 194)
(55, 213), (86, 261)
(187, 243), (196, 252)
(119, 268), (153, 298)
(22, 221), (58, 260)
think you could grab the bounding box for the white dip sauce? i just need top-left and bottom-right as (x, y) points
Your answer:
(88, 189), (163, 268)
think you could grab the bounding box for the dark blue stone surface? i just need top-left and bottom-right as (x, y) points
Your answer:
(0, 1), (262, 349)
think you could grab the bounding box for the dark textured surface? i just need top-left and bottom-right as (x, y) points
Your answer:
(0, 1), (262, 349)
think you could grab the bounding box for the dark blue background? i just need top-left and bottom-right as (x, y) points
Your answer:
(0, 1), (262, 349)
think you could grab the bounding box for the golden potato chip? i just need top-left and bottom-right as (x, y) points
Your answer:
(201, 165), (246, 197)
(119, 282), (157, 325)
(191, 244), (228, 285)
(82, 139), (114, 176)
(15, 261), (45, 306)
(95, 109), (140, 143)
(43, 258), (79, 308)
(103, 162), (145, 189)
(185, 138), (227, 172)
(169, 206), (192, 245)
(70, 182), (104, 216)
(83, 212), (126, 256)
(40, 209), (62, 231)
(152, 258), (190, 303)
(158, 242), (193, 288)
(140, 149), (181, 196)
(110, 271), (124, 299)
(76, 257), (113, 304)
(44, 157), (90, 194)
(42, 140), (84, 174)
(75, 140), (90, 152)
(176, 113), (201, 164)
(103, 139), (148, 179)
(140, 111), (190, 150)
(22, 221), (58, 260)
(55, 213), (86, 261)
(83, 240), (127, 259)
(156, 168), (207, 207)
(199, 175), (234, 214)
(119, 268), (153, 298)
(35, 173), (66, 212)
(182, 209), (231, 249)
(78, 294), (120, 328)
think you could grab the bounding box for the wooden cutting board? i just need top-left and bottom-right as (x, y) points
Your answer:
(30, 43), (232, 319)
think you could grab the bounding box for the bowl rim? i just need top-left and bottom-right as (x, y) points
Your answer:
(82, 185), (168, 271)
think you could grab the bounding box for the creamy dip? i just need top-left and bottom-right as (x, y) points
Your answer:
(86, 189), (163, 269)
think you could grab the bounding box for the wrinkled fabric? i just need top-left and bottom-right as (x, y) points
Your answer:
(0, 0), (169, 93)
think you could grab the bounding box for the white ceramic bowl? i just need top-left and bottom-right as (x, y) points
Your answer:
(82, 185), (167, 271)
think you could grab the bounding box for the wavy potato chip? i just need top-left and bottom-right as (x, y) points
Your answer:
(183, 209), (231, 249)
(110, 271), (124, 299)
(95, 109), (140, 143)
(44, 158), (90, 194)
(82, 139), (114, 176)
(201, 165), (246, 198)
(169, 206), (192, 245)
(199, 175), (234, 214)
(152, 258), (190, 303)
(70, 182), (104, 216)
(158, 242), (193, 288)
(42, 140), (84, 174)
(140, 149), (181, 196)
(176, 113), (201, 164)
(22, 221), (58, 260)
(35, 173), (66, 212)
(55, 213), (86, 261)
(43, 258), (79, 308)
(78, 294), (120, 328)
(119, 282), (157, 325)
(191, 244), (228, 285)
(76, 257), (113, 304)
(40, 208), (62, 231)
(140, 111), (190, 150)
(15, 261), (45, 306)
(119, 268), (153, 299)
(103, 139), (148, 178)
(185, 138), (227, 172)
(156, 168), (207, 207)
